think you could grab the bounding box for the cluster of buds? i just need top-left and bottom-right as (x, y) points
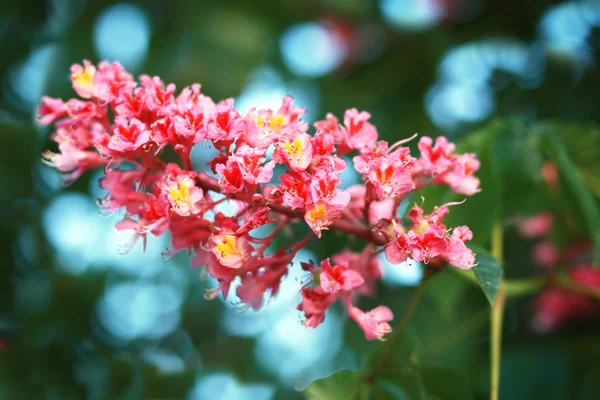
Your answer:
(39, 60), (480, 340)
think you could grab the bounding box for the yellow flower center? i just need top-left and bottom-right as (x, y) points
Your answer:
(413, 220), (429, 235)
(216, 235), (241, 258)
(269, 114), (286, 133)
(72, 66), (95, 87)
(255, 115), (266, 128)
(283, 137), (304, 161)
(307, 204), (327, 221)
(170, 182), (190, 204)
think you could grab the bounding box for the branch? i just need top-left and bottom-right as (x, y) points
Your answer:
(195, 173), (385, 244)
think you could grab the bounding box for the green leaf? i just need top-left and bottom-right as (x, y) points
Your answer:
(305, 369), (360, 400)
(543, 132), (600, 265)
(552, 121), (600, 199)
(470, 246), (503, 306)
(488, 118), (547, 216)
(426, 269), (469, 321)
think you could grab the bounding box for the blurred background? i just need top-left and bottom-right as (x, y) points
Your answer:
(1, 0), (600, 398)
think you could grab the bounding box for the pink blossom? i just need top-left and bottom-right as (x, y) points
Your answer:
(319, 258), (364, 294)
(331, 249), (382, 296)
(215, 159), (245, 193)
(273, 131), (313, 172)
(108, 117), (151, 154)
(38, 97), (68, 125)
(533, 265), (600, 333)
(532, 240), (560, 269)
(159, 173), (204, 217)
(209, 234), (252, 269)
(70, 60), (96, 99)
(297, 287), (338, 328)
(231, 145), (275, 186)
(304, 201), (346, 238)
(206, 98), (244, 148)
(518, 212), (554, 238)
(279, 171), (311, 209)
(39, 60), (482, 339)
(417, 136), (455, 175)
(438, 153), (481, 195)
(349, 305), (393, 341)
(339, 108), (378, 154)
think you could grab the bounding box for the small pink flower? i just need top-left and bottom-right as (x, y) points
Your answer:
(297, 287), (338, 328)
(216, 159), (245, 193)
(70, 60), (96, 99)
(339, 108), (378, 154)
(304, 201), (346, 238)
(349, 305), (393, 341)
(417, 136), (455, 175)
(209, 234), (252, 269)
(279, 171), (311, 209)
(445, 234), (476, 269)
(532, 240), (560, 269)
(319, 258), (364, 294)
(38, 97), (68, 125)
(232, 144), (275, 186)
(438, 153), (481, 195)
(541, 161), (558, 187)
(274, 132), (313, 172)
(518, 212), (554, 238)
(108, 117), (151, 154)
(159, 174), (204, 217)
(206, 98), (244, 148)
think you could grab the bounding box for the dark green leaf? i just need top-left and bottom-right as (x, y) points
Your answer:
(470, 246), (503, 306)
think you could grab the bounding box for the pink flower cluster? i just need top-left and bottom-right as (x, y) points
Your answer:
(39, 60), (480, 341)
(533, 265), (600, 333)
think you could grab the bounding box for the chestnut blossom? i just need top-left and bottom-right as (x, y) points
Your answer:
(349, 306), (394, 341)
(39, 60), (482, 341)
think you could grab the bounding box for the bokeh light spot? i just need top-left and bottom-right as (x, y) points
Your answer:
(280, 23), (346, 78)
(93, 3), (151, 71)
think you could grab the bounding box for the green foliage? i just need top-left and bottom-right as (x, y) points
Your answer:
(305, 369), (358, 400)
(470, 246), (504, 306)
(306, 327), (473, 400)
(552, 122), (600, 199)
(541, 125), (600, 265)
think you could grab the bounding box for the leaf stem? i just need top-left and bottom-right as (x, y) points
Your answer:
(490, 222), (504, 400)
